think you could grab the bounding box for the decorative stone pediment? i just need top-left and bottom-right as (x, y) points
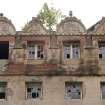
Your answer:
(88, 17), (105, 34)
(23, 17), (48, 34)
(57, 12), (86, 35)
(0, 13), (16, 35)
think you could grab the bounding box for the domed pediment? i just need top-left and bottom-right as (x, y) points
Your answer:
(23, 17), (48, 34)
(0, 13), (16, 35)
(57, 12), (86, 35)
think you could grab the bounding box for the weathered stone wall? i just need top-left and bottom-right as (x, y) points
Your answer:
(0, 76), (104, 105)
(2, 34), (104, 76)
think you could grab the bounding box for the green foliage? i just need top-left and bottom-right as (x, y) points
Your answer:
(22, 3), (64, 33)
(37, 3), (62, 32)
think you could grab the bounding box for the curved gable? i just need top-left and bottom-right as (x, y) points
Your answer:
(0, 13), (16, 35)
(23, 17), (48, 34)
(57, 12), (86, 35)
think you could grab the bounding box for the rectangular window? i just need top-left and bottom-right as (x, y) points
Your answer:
(101, 82), (105, 99)
(99, 42), (105, 59)
(65, 82), (82, 99)
(27, 42), (44, 59)
(64, 42), (80, 59)
(0, 82), (7, 99)
(26, 82), (42, 99)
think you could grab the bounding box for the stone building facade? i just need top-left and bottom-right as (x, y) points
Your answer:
(0, 12), (105, 105)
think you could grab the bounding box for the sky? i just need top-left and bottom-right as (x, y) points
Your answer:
(0, 0), (105, 31)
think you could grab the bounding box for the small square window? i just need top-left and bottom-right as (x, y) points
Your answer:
(26, 82), (42, 99)
(65, 82), (82, 99)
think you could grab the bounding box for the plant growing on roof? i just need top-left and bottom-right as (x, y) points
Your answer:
(37, 2), (63, 32)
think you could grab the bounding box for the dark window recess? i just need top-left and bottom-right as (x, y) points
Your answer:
(0, 41), (9, 59)
(32, 51), (35, 55)
(0, 93), (5, 99)
(99, 54), (102, 59)
(32, 92), (39, 98)
(32, 92), (36, 98)
(27, 88), (31, 92)
(41, 54), (43, 58)
(67, 54), (70, 58)
(37, 51), (41, 57)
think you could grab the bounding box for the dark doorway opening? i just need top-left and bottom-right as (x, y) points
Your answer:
(0, 41), (9, 59)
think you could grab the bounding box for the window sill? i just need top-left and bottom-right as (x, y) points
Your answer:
(26, 59), (45, 60)
(64, 59), (80, 62)
(64, 98), (82, 101)
(64, 58), (80, 60)
(99, 59), (105, 60)
(26, 98), (42, 101)
(0, 99), (7, 101)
